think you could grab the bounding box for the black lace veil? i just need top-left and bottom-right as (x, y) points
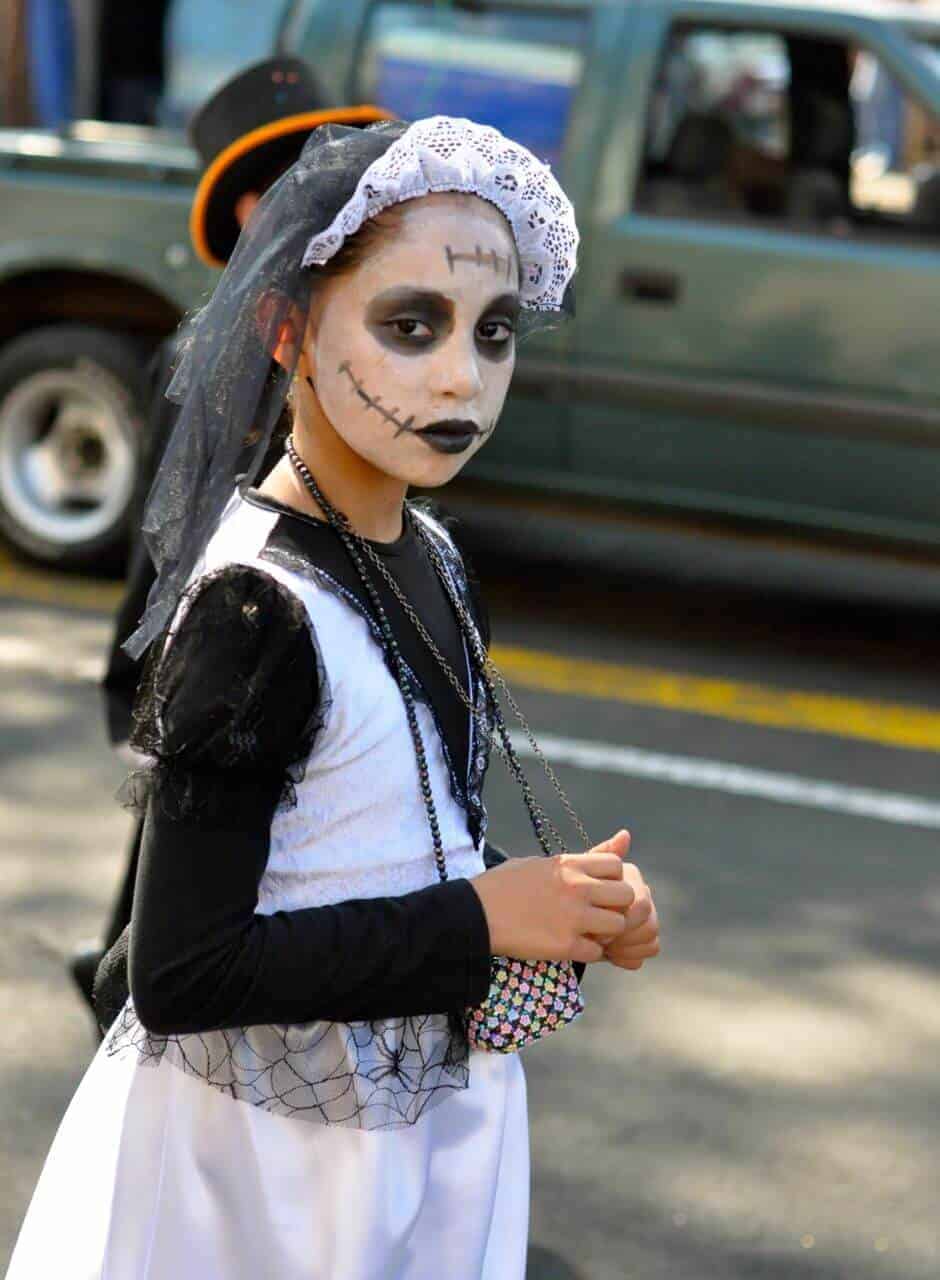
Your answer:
(125, 117), (575, 659)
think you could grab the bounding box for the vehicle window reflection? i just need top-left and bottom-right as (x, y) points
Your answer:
(850, 46), (940, 234)
(356, 1), (588, 169)
(639, 28), (791, 221)
(636, 23), (940, 245)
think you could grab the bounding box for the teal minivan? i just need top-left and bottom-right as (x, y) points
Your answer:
(3, 0), (940, 565)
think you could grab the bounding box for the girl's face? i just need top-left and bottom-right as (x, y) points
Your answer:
(298, 193), (519, 488)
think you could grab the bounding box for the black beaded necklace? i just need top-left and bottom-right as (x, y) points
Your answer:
(285, 436), (590, 879)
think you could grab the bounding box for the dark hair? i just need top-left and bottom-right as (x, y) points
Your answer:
(311, 204), (409, 282)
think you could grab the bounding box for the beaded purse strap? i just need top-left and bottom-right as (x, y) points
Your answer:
(285, 437), (590, 873)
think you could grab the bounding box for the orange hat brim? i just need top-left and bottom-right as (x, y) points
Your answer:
(189, 105), (395, 268)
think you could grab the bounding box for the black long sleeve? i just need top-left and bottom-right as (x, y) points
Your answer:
(130, 802), (492, 1034)
(125, 565), (493, 1036)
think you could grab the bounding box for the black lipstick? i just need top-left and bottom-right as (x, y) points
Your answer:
(415, 419), (482, 454)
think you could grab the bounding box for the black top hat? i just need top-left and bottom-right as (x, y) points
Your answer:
(188, 56), (393, 267)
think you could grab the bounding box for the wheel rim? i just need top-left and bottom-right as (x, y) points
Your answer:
(0, 366), (137, 549)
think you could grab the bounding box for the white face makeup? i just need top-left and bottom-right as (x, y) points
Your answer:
(297, 193), (520, 489)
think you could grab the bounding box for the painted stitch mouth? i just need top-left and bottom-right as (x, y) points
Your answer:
(415, 419), (483, 454)
(332, 364), (487, 452)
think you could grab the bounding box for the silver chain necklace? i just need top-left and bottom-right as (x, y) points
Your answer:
(286, 435), (591, 858)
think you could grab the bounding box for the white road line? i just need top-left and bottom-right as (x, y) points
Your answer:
(0, 635), (105, 684)
(5, 629), (939, 830)
(511, 732), (940, 830)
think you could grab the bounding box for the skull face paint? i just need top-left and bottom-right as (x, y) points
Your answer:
(296, 193), (520, 489)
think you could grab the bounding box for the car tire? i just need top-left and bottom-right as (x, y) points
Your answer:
(0, 324), (150, 569)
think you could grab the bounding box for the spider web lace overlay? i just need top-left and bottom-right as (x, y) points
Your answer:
(105, 1001), (469, 1130)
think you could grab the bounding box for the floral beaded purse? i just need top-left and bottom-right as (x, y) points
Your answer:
(287, 442), (592, 1055)
(466, 957), (585, 1052)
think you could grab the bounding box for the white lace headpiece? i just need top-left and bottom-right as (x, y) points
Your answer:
(301, 115), (579, 311)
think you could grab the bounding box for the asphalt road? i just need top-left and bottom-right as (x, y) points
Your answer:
(2, 511), (939, 1280)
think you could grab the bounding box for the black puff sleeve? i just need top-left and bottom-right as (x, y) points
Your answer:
(124, 565), (493, 1036)
(127, 565), (324, 824)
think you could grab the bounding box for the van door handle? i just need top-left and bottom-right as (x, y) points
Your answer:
(620, 268), (681, 304)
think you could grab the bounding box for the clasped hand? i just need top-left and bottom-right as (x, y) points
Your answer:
(585, 830), (660, 971)
(471, 829), (660, 968)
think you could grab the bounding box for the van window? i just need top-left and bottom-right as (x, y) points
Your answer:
(356, 2), (588, 168)
(851, 48), (940, 224)
(635, 22), (940, 244)
(162, 0), (287, 128)
(638, 27), (792, 221)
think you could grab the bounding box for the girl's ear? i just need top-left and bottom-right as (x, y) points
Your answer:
(255, 290), (308, 371)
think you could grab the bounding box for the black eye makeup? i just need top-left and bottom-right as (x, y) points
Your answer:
(365, 288), (454, 355)
(475, 292), (519, 363)
(363, 286), (520, 361)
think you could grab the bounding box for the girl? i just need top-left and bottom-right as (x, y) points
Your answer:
(8, 116), (659, 1280)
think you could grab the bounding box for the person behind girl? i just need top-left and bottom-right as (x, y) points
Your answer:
(8, 115), (660, 1280)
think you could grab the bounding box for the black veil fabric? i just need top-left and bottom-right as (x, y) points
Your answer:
(124, 121), (410, 659)
(124, 117), (574, 659)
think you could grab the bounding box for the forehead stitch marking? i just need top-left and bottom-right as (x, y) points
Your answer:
(332, 363), (416, 436)
(445, 244), (514, 283)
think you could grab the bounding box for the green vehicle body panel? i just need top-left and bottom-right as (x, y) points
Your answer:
(0, 128), (212, 313)
(2, 0), (940, 548)
(0, 233), (203, 313)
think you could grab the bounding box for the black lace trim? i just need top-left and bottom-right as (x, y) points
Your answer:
(122, 565), (330, 824)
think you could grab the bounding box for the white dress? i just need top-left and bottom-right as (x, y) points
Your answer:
(7, 495), (529, 1280)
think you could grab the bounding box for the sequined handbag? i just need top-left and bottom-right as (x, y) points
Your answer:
(287, 443), (594, 1056)
(466, 956), (585, 1052)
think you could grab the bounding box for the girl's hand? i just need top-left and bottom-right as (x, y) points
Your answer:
(588, 831), (661, 971)
(470, 834), (636, 964)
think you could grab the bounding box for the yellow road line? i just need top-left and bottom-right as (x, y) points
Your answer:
(0, 556), (123, 613)
(3, 549), (937, 754)
(491, 643), (940, 754)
